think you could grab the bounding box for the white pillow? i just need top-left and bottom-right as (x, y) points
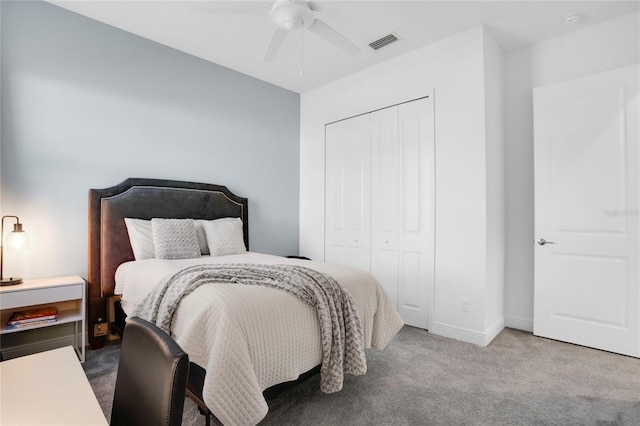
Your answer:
(194, 221), (210, 255)
(124, 218), (155, 260)
(151, 218), (201, 260)
(123, 218), (239, 259)
(202, 217), (247, 256)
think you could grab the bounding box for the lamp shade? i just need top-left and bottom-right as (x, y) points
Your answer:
(6, 225), (29, 251)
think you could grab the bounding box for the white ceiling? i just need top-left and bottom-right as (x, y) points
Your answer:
(47, 1), (639, 93)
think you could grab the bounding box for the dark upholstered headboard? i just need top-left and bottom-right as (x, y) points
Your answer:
(87, 178), (248, 348)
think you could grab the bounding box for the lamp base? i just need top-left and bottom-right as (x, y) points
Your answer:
(0, 277), (23, 286)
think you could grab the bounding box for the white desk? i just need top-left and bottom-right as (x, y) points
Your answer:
(0, 346), (108, 425)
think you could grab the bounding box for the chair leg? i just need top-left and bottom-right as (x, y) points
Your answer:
(186, 362), (214, 426)
(196, 406), (211, 426)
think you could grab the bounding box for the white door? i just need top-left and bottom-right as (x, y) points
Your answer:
(533, 65), (639, 357)
(397, 98), (434, 329)
(371, 105), (400, 306)
(325, 114), (371, 272)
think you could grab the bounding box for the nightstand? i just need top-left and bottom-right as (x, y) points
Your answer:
(0, 275), (86, 362)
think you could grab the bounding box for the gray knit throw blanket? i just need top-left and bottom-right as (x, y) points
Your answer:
(133, 263), (367, 393)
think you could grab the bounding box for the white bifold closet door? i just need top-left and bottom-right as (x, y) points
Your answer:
(325, 96), (434, 329)
(371, 98), (434, 329)
(325, 113), (371, 273)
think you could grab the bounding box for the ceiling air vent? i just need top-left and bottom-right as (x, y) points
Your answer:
(368, 33), (400, 51)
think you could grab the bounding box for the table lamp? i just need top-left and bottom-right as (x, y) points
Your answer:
(1, 215), (29, 286)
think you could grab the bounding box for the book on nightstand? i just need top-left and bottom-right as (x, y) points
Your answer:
(7, 318), (58, 329)
(7, 306), (58, 328)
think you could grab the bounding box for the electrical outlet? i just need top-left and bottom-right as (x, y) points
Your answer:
(94, 323), (108, 337)
(462, 298), (470, 312)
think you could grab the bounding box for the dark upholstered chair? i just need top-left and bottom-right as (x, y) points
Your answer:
(111, 317), (190, 426)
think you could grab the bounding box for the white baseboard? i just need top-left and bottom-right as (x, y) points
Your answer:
(430, 317), (505, 347)
(504, 315), (534, 332)
(484, 317), (505, 345)
(1, 332), (89, 360)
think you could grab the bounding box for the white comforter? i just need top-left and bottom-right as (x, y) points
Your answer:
(115, 252), (403, 426)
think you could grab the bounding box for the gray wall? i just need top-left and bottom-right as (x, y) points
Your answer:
(0, 0), (300, 281)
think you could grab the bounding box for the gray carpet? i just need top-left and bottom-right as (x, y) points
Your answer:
(83, 327), (640, 425)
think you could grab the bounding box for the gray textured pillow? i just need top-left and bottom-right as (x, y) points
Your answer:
(151, 218), (201, 259)
(202, 217), (247, 256)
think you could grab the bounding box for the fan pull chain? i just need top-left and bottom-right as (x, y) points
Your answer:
(300, 28), (304, 77)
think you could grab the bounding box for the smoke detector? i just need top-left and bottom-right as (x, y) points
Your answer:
(563, 12), (582, 24)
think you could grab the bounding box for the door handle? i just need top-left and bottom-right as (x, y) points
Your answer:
(536, 238), (557, 246)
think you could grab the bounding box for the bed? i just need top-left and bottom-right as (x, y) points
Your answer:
(88, 178), (403, 426)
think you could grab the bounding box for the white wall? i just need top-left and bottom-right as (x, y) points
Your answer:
(504, 11), (640, 331)
(483, 28), (505, 337)
(300, 26), (505, 345)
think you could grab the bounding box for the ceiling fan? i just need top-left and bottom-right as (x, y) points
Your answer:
(206, 0), (361, 62)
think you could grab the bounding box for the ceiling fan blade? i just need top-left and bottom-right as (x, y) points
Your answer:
(308, 19), (360, 55)
(307, 1), (326, 13)
(263, 27), (290, 62)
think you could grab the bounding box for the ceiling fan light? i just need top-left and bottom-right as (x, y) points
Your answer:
(282, 16), (304, 31)
(271, 0), (315, 31)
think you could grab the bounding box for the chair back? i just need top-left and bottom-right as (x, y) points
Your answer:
(111, 316), (189, 426)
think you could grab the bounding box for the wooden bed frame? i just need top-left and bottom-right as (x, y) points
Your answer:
(87, 177), (248, 349)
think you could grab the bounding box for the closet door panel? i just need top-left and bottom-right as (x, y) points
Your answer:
(371, 106), (399, 305)
(344, 114), (372, 272)
(325, 114), (371, 272)
(398, 97), (434, 329)
(325, 120), (348, 265)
